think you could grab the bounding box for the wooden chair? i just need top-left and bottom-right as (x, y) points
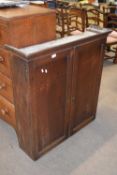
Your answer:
(103, 5), (117, 14)
(85, 7), (105, 27)
(103, 5), (117, 27)
(56, 3), (86, 37)
(68, 7), (86, 35)
(56, 3), (72, 37)
(104, 9), (117, 63)
(85, 6), (117, 63)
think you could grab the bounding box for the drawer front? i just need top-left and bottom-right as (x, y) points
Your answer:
(0, 48), (11, 78)
(0, 72), (13, 103)
(0, 95), (16, 128)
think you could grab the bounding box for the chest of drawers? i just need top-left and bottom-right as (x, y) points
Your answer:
(0, 5), (56, 128)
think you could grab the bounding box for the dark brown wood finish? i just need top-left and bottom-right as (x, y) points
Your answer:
(6, 30), (109, 160)
(10, 48), (73, 159)
(0, 5), (56, 128)
(69, 38), (105, 134)
(29, 49), (73, 151)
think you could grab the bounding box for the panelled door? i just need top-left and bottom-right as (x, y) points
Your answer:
(30, 48), (73, 153)
(69, 39), (104, 134)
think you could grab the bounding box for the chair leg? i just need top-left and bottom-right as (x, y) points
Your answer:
(113, 48), (117, 64)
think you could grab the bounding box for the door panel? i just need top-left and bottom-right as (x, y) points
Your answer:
(70, 40), (104, 133)
(30, 48), (73, 152)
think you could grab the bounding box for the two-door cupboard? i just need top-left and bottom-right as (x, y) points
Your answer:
(6, 30), (110, 160)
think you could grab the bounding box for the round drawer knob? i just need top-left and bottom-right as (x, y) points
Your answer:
(1, 108), (8, 116)
(0, 83), (5, 90)
(0, 56), (4, 62)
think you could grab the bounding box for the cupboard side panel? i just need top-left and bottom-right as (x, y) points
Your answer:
(10, 56), (36, 159)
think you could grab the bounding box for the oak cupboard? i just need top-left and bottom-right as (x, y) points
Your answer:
(6, 29), (110, 160)
(0, 5), (56, 127)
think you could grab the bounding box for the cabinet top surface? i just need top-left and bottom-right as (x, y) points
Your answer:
(0, 5), (55, 20)
(5, 29), (111, 60)
(20, 29), (111, 56)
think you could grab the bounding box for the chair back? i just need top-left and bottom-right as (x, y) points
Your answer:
(70, 7), (86, 32)
(103, 5), (117, 30)
(85, 8), (105, 28)
(56, 5), (87, 38)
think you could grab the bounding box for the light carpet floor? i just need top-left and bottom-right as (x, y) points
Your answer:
(0, 60), (117, 175)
